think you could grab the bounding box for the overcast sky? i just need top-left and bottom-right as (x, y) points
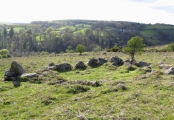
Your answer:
(0, 0), (174, 24)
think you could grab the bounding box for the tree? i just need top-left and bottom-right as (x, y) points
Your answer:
(3, 27), (7, 39)
(76, 44), (86, 55)
(124, 36), (145, 62)
(9, 26), (14, 38)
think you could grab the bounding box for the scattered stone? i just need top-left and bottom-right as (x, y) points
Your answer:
(68, 80), (102, 87)
(159, 63), (172, 69)
(142, 66), (152, 73)
(20, 73), (39, 82)
(117, 83), (127, 90)
(165, 67), (174, 75)
(13, 80), (20, 87)
(110, 56), (124, 66)
(55, 63), (72, 72)
(136, 61), (150, 67)
(75, 61), (86, 69)
(37, 67), (51, 74)
(48, 79), (67, 85)
(21, 73), (39, 78)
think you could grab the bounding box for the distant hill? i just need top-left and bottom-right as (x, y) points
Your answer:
(0, 20), (174, 53)
(30, 20), (174, 46)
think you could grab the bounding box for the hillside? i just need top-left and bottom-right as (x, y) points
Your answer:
(0, 20), (174, 54)
(0, 52), (174, 119)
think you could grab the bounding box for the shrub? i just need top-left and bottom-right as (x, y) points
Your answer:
(167, 43), (174, 51)
(0, 49), (9, 58)
(0, 49), (9, 55)
(40, 51), (49, 55)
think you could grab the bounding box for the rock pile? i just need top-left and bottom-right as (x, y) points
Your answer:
(4, 61), (25, 81)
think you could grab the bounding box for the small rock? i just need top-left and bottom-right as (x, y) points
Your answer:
(165, 67), (174, 75)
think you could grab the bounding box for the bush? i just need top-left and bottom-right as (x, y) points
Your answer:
(1, 54), (8, 58)
(0, 49), (9, 58)
(0, 49), (9, 55)
(40, 51), (49, 55)
(167, 43), (174, 51)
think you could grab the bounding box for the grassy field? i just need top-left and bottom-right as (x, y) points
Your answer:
(0, 52), (174, 119)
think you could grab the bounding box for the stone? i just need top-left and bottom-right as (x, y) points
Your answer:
(159, 63), (172, 69)
(48, 62), (55, 66)
(21, 73), (39, 78)
(110, 56), (124, 66)
(136, 61), (150, 67)
(9, 61), (25, 75)
(55, 63), (72, 72)
(87, 58), (107, 67)
(165, 67), (174, 75)
(4, 61), (25, 81)
(87, 58), (99, 67)
(75, 61), (86, 69)
(98, 58), (107, 65)
(142, 66), (152, 73)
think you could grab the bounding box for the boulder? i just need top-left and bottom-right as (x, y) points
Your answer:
(20, 73), (40, 83)
(136, 61), (150, 67)
(110, 56), (124, 66)
(98, 58), (107, 65)
(4, 61), (25, 81)
(87, 58), (107, 67)
(165, 67), (174, 75)
(87, 58), (99, 67)
(9, 61), (25, 75)
(55, 63), (72, 72)
(75, 61), (86, 69)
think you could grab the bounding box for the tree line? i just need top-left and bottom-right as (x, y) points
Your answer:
(0, 20), (173, 56)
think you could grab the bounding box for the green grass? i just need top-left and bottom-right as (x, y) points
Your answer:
(0, 52), (174, 119)
(13, 27), (25, 32)
(145, 25), (174, 29)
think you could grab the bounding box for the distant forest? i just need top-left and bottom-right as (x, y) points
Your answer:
(0, 20), (174, 55)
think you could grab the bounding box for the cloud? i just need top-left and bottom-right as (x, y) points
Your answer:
(151, 6), (174, 14)
(127, 0), (159, 3)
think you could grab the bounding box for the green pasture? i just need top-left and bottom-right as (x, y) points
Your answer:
(0, 52), (174, 119)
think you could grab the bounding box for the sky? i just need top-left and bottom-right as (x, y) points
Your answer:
(0, 0), (174, 24)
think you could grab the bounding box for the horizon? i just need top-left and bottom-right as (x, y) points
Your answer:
(0, 0), (174, 25)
